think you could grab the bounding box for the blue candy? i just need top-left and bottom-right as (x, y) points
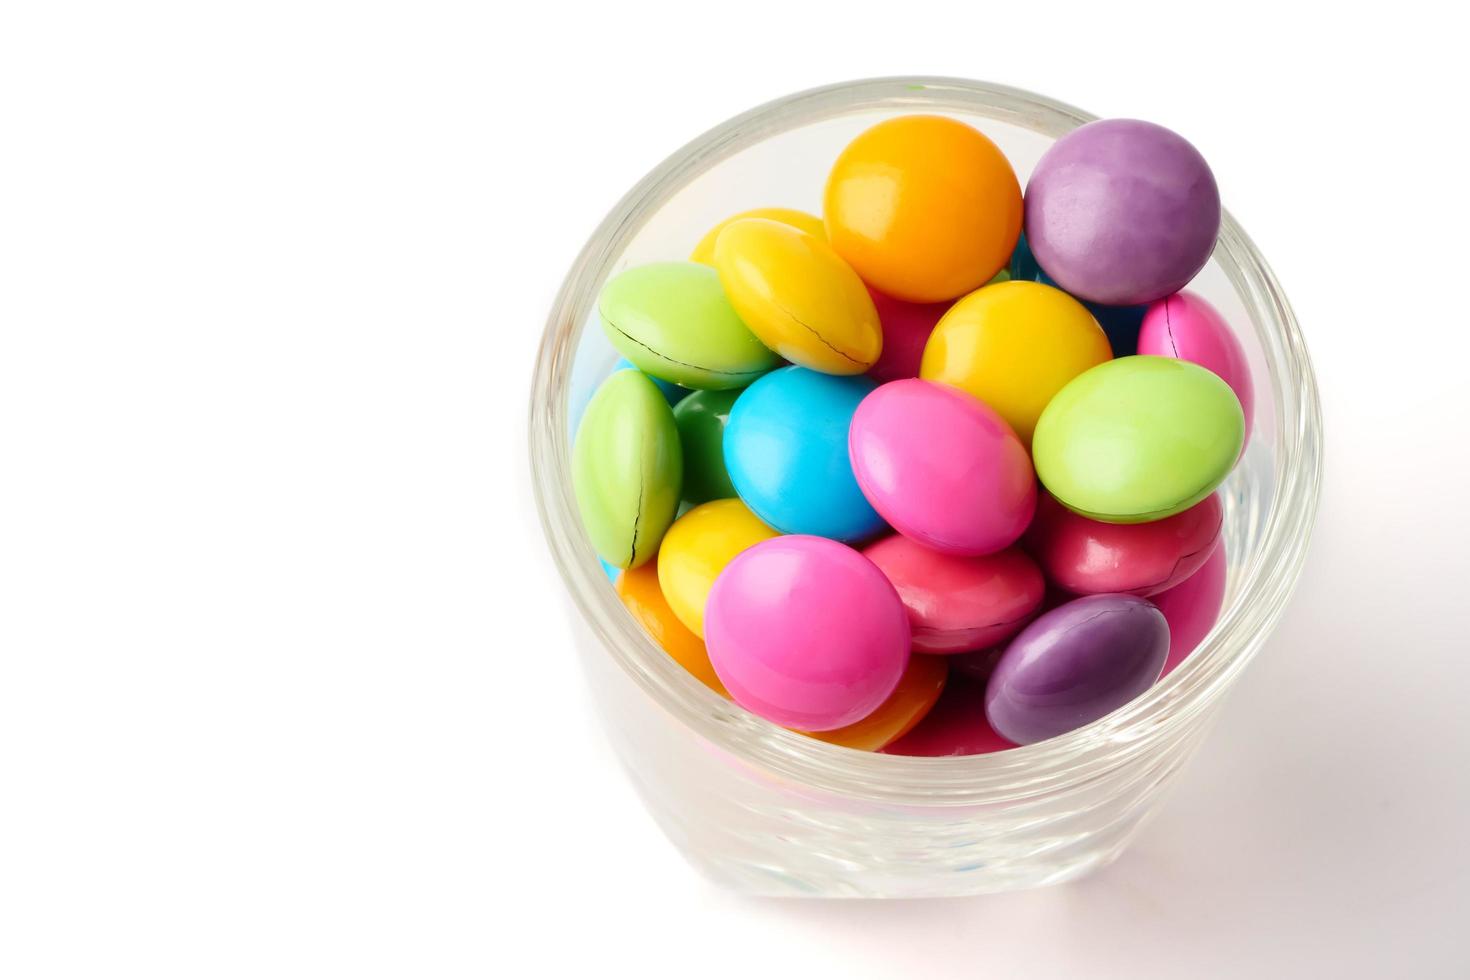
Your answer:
(723, 367), (886, 542)
(1009, 233), (1147, 356)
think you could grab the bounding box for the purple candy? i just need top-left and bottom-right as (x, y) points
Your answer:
(1025, 119), (1221, 307)
(984, 594), (1169, 745)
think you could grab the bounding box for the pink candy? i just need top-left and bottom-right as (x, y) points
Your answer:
(849, 379), (1036, 556)
(704, 535), (911, 731)
(1155, 542), (1228, 675)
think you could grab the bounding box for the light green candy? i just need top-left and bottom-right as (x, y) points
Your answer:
(598, 262), (779, 390)
(572, 370), (683, 569)
(1033, 355), (1244, 524)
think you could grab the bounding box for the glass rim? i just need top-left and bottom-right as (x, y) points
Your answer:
(528, 76), (1324, 806)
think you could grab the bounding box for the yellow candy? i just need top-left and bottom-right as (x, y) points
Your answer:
(920, 281), (1112, 446)
(713, 218), (882, 376)
(657, 498), (779, 638)
(689, 207), (826, 265)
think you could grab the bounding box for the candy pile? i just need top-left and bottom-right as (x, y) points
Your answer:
(573, 115), (1250, 755)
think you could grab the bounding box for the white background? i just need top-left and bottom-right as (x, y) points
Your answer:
(2, 2), (1467, 977)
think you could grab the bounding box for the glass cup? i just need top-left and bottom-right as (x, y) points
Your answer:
(529, 77), (1323, 898)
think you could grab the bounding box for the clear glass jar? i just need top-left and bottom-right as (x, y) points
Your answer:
(528, 77), (1323, 898)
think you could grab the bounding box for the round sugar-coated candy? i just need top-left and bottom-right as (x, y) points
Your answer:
(1033, 356), (1244, 523)
(1025, 491), (1223, 597)
(657, 498), (779, 638)
(572, 370), (682, 569)
(599, 261), (778, 390)
(1138, 291), (1255, 448)
(920, 281), (1112, 446)
(985, 594), (1169, 744)
(850, 378), (1035, 554)
(803, 655), (948, 751)
(864, 536), (1044, 653)
(616, 560), (727, 696)
(713, 218), (881, 375)
(824, 115), (1022, 303)
(865, 288), (950, 385)
(1156, 543), (1227, 676)
(613, 357), (684, 406)
(672, 388), (740, 505)
(724, 366), (885, 541)
(705, 536), (910, 731)
(883, 678), (1017, 756)
(1025, 119), (1221, 307)
(1007, 234), (1148, 355)
(689, 207), (825, 265)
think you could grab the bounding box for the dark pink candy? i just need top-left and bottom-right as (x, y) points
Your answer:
(1156, 543), (1228, 676)
(863, 536), (1045, 654)
(1025, 491), (1223, 597)
(865, 287), (950, 385)
(883, 677), (1017, 757)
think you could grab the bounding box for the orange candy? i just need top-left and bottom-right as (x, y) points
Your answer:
(823, 115), (1022, 304)
(803, 655), (948, 751)
(616, 561), (728, 697)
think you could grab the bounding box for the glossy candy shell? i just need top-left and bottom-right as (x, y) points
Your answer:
(864, 288), (951, 385)
(1007, 233), (1148, 356)
(849, 379), (1035, 555)
(572, 370), (682, 569)
(689, 207), (825, 265)
(985, 594), (1170, 745)
(616, 561), (727, 696)
(1025, 118), (1221, 307)
(802, 654), (948, 751)
(919, 281), (1112, 447)
(705, 536), (910, 731)
(883, 677), (1017, 757)
(723, 367), (885, 542)
(1025, 491), (1223, 597)
(713, 218), (881, 375)
(598, 261), (778, 390)
(824, 115), (1022, 303)
(657, 498), (779, 639)
(1156, 543), (1228, 676)
(672, 388), (740, 505)
(864, 536), (1044, 653)
(1138, 291), (1256, 448)
(1033, 356), (1244, 523)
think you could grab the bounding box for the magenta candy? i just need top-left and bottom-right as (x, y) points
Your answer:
(1025, 491), (1223, 597)
(864, 535), (1044, 654)
(1138, 291), (1255, 448)
(1025, 119), (1221, 306)
(884, 677), (1017, 756)
(705, 535), (910, 731)
(865, 288), (950, 385)
(985, 594), (1169, 745)
(849, 379), (1036, 556)
(1156, 543), (1228, 676)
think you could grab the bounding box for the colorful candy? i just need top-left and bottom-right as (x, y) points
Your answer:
(572, 370), (682, 569)
(824, 115), (1022, 303)
(985, 594), (1170, 745)
(657, 498), (779, 638)
(920, 281), (1112, 446)
(723, 367), (885, 542)
(1138, 291), (1255, 447)
(713, 218), (882, 374)
(1033, 356), (1244, 523)
(705, 536), (911, 731)
(1025, 119), (1221, 306)
(849, 379), (1035, 555)
(566, 108), (1252, 755)
(672, 388), (740, 504)
(1025, 491), (1223, 596)
(599, 261), (778, 389)
(863, 536), (1044, 653)
(616, 561), (727, 696)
